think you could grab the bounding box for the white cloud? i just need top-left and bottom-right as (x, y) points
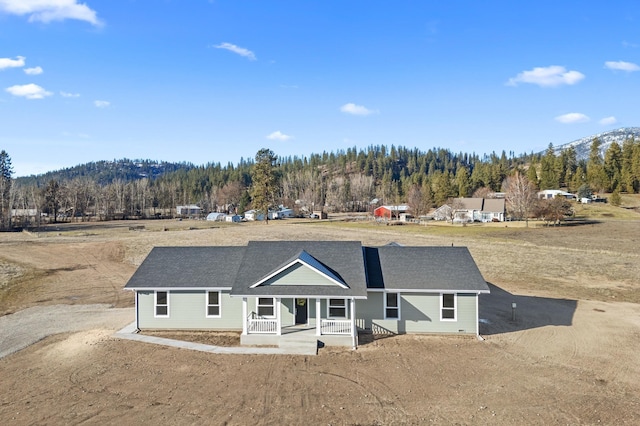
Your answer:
(24, 66), (43, 75)
(5, 83), (52, 99)
(555, 113), (590, 124)
(340, 103), (378, 116)
(604, 61), (640, 72)
(94, 100), (110, 108)
(60, 91), (80, 97)
(507, 65), (585, 87)
(0, 55), (25, 70)
(599, 116), (617, 125)
(214, 42), (256, 61)
(0, 0), (102, 26)
(266, 131), (292, 141)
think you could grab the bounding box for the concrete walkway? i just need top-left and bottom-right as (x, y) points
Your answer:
(114, 322), (318, 356)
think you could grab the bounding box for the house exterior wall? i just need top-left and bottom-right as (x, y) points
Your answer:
(137, 291), (478, 335)
(356, 292), (478, 334)
(137, 290), (243, 330)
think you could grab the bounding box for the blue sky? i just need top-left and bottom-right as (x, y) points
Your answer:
(1, 1), (639, 177)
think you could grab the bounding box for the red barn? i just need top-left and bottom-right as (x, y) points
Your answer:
(373, 205), (410, 220)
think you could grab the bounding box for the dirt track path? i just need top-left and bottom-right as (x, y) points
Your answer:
(0, 304), (133, 359)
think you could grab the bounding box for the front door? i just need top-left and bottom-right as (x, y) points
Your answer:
(295, 298), (308, 325)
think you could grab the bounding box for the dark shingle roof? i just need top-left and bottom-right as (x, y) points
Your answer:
(364, 246), (489, 292)
(231, 241), (368, 298)
(124, 246), (245, 289)
(124, 242), (488, 295)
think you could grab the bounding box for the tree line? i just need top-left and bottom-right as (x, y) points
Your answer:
(2, 136), (639, 228)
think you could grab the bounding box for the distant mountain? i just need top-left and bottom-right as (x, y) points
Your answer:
(15, 158), (195, 186)
(553, 127), (640, 160)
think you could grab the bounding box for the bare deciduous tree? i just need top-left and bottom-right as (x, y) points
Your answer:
(503, 171), (538, 226)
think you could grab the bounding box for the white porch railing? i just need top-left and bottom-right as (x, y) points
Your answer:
(320, 319), (352, 335)
(248, 318), (278, 333)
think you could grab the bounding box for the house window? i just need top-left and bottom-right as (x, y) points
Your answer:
(206, 291), (221, 317)
(328, 298), (347, 318)
(257, 297), (275, 317)
(441, 293), (456, 321)
(155, 291), (169, 317)
(385, 292), (400, 319)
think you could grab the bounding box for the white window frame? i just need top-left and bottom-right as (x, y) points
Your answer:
(384, 292), (400, 320)
(327, 298), (347, 319)
(154, 290), (169, 318)
(257, 297), (275, 318)
(206, 290), (221, 318)
(440, 293), (457, 321)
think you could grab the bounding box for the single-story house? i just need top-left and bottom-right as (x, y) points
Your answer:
(268, 207), (295, 220)
(243, 210), (265, 221)
(538, 190), (576, 200)
(434, 198), (506, 222)
(124, 241), (490, 348)
(374, 205), (410, 220)
(177, 205), (202, 216)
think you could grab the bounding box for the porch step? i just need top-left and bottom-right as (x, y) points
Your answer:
(278, 335), (318, 355)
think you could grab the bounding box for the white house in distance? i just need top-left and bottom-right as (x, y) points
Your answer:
(434, 198), (506, 223)
(244, 209), (265, 221)
(538, 190), (576, 200)
(268, 206), (295, 220)
(176, 205), (202, 217)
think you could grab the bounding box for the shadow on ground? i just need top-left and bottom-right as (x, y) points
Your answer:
(479, 282), (577, 335)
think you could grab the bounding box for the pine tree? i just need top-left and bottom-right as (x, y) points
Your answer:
(539, 144), (559, 189)
(250, 148), (278, 223)
(0, 150), (13, 230)
(587, 138), (608, 192)
(604, 142), (622, 192)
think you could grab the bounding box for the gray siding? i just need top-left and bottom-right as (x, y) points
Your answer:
(138, 292), (300, 330)
(281, 298), (295, 326)
(263, 263), (339, 286)
(138, 290), (243, 330)
(356, 292), (478, 335)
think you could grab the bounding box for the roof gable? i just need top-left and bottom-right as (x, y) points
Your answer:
(231, 241), (368, 298)
(250, 250), (348, 288)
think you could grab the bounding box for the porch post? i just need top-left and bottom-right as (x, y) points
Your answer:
(316, 298), (321, 336)
(350, 298), (357, 349)
(242, 297), (247, 335)
(276, 297), (282, 336)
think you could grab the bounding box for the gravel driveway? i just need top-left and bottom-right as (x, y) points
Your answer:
(0, 304), (134, 359)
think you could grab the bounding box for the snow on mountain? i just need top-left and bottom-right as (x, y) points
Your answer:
(553, 127), (640, 160)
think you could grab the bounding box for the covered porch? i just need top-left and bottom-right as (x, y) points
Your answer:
(240, 297), (358, 348)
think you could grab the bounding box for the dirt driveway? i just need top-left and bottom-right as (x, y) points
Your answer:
(0, 304), (133, 359)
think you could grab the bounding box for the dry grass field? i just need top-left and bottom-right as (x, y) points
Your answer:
(1, 212), (639, 424)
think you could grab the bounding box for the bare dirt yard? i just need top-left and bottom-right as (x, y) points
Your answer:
(1, 217), (639, 424)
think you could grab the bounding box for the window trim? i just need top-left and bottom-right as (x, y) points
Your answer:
(384, 292), (400, 320)
(440, 293), (457, 321)
(257, 297), (275, 318)
(327, 298), (347, 319)
(154, 290), (169, 318)
(206, 290), (221, 318)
